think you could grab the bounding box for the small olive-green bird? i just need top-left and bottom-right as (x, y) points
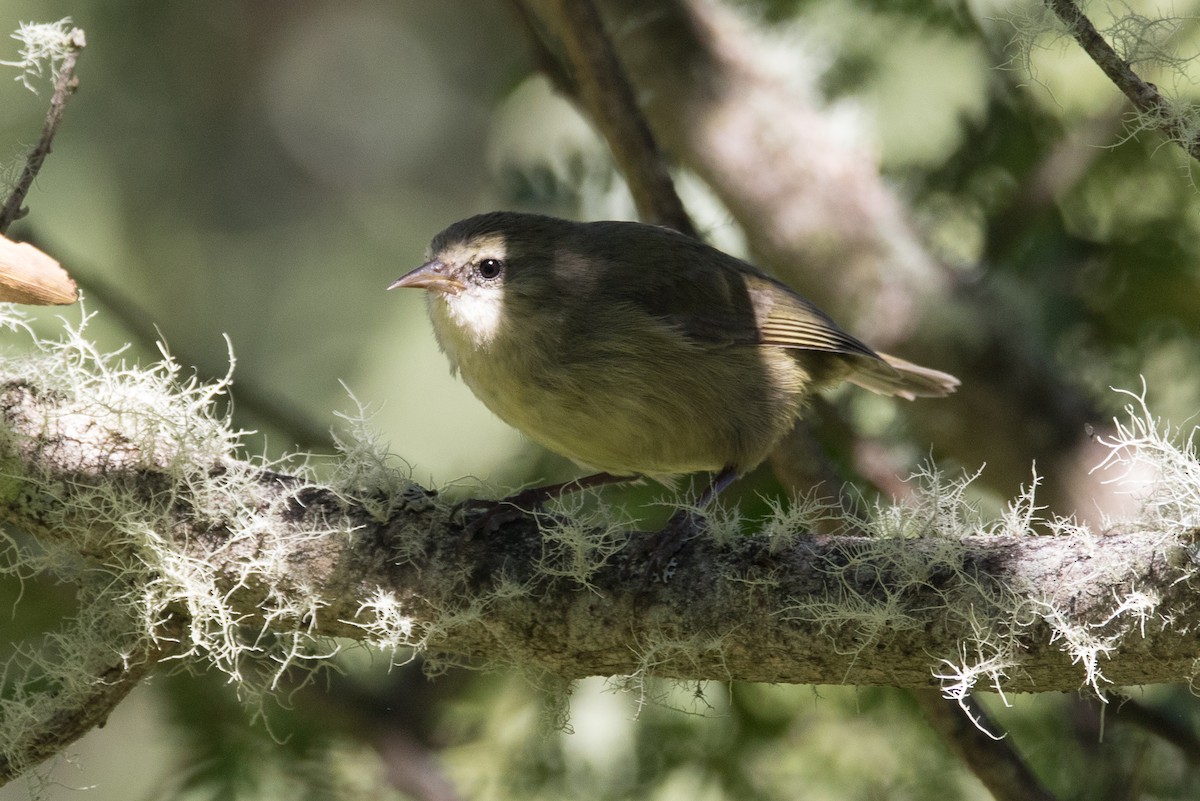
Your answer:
(390, 211), (957, 506)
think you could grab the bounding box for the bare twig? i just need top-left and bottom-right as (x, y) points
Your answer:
(535, 0), (697, 236)
(1044, 0), (1200, 162)
(914, 691), (1060, 801)
(0, 27), (86, 233)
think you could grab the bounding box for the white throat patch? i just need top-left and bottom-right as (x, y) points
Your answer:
(441, 284), (506, 346)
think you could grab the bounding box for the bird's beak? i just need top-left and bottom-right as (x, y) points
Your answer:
(387, 260), (464, 294)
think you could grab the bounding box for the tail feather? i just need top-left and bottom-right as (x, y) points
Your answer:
(846, 352), (959, 400)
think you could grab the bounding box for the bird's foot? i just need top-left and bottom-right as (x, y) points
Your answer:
(451, 473), (633, 537)
(451, 486), (557, 536)
(634, 507), (705, 585)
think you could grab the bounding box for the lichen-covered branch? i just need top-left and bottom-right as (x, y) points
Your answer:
(1, 322), (1199, 782)
(6, 413), (1198, 688)
(0, 612), (180, 786)
(1044, 0), (1200, 162)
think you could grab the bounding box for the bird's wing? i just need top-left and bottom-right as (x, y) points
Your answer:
(574, 222), (881, 360)
(649, 262), (881, 360)
(742, 272), (880, 359)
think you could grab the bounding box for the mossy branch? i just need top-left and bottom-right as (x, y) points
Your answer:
(2, 320), (1200, 782)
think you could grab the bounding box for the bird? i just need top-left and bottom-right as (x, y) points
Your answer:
(389, 211), (957, 525)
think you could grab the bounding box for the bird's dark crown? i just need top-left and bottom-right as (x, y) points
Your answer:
(431, 211), (573, 256)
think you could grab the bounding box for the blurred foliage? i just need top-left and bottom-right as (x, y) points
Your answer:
(3, 0), (1200, 799)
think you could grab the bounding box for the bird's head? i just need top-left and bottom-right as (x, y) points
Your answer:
(390, 214), (533, 346)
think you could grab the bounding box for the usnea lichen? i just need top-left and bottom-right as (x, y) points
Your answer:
(0, 309), (422, 776)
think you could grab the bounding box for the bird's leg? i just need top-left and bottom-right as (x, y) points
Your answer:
(454, 471), (634, 534)
(692, 464), (740, 508)
(502, 471), (634, 508)
(638, 465), (740, 582)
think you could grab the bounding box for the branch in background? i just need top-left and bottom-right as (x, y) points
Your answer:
(533, 0), (697, 236)
(506, 2), (578, 112)
(984, 106), (1125, 264)
(374, 730), (465, 801)
(568, 0), (946, 339)
(0, 619), (181, 785)
(1103, 695), (1200, 762)
(0, 24), (86, 234)
(914, 691), (1060, 801)
(1044, 0), (1200, 162)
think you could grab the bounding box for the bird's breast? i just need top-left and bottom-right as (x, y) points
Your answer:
(429, 301), (812, 476)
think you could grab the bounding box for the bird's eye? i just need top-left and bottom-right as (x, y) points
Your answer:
(477, 258), (504, 280)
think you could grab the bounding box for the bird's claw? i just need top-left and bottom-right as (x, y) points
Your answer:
(634, 508), (704, 585)
(450, 486), (570, 537)
(450, 497), (528, 536)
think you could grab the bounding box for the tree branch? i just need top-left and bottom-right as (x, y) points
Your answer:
(1105, 694), (1200, 762)
(2, 374), (1198, 686)
(531, 0), (697, 236)
(0, 615), (181, 786)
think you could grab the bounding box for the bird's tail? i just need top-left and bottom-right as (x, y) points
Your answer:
(846, 352), (959, 400)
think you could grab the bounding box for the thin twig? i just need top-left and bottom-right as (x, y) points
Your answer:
(535, 0), (697, 236)
(0, 27), (85, 234)
(1044, 0), (1200, 162)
